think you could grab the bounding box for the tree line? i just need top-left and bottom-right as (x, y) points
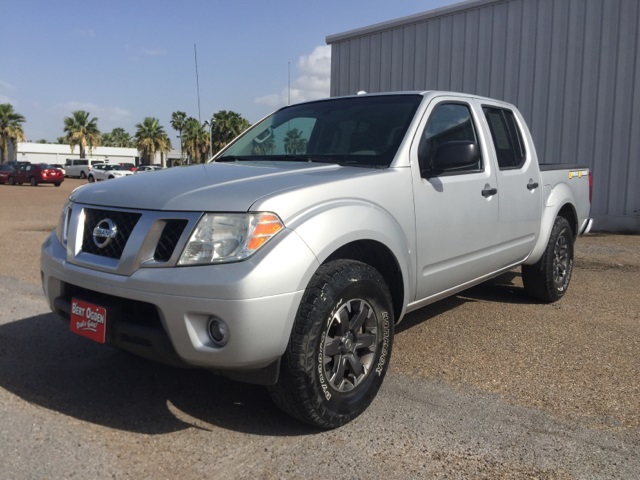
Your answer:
(0, 103), (250, 165)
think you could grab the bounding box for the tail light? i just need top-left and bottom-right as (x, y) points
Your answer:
(588, 171), (593, 204)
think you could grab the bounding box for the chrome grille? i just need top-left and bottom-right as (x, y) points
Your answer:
(82, 209), (142, 259)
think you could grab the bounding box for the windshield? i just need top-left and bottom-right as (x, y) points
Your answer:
(215, 94), (422, 168)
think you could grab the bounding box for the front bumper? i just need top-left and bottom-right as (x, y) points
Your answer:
(41, 225), (318, 379)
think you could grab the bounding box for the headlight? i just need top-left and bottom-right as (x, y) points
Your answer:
(178, 212), (284, 265)
(55, 197), (73, 246)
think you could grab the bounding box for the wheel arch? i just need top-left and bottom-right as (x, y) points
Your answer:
(324, 240), (405, 324)
(526, 179), (580, 265)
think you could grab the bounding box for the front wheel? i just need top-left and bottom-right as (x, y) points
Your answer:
(80, 171), (87, 179)
(87, 175), (95, 183)
(8, 176), (15, 185)
(269, 260), (394, 428)
(30, 177), (38, 186)
(522, 216), (574, 303)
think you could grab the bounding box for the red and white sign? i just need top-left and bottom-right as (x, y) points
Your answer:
(70, 298), (107, 344)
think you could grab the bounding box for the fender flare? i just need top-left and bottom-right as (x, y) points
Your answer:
(288, 199), (414, 317)
(526, 182), (577, 265)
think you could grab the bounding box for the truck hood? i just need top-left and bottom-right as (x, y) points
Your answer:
(70, 162), (373, 212)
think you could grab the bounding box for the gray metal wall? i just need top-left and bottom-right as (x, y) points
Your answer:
(327, 0), (640, 232)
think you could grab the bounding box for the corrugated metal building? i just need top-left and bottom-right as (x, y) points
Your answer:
(326, 0), (640, 232)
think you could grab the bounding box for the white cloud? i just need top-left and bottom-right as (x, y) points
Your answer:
(256, 45), (331, 108)
(125, 45), (168, 60)
(0, 79), (16, 91)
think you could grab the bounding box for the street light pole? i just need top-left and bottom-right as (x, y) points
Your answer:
(207, 120), (214, 159)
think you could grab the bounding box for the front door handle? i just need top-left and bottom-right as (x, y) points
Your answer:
(527, 181), (539, 190)
(482, 187), (498, 197)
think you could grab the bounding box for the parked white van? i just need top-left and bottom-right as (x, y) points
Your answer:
(64, 159), (105, 179)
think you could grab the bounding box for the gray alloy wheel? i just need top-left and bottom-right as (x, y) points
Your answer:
(322, 297), (379, 392)
(522, 216), (574, 303)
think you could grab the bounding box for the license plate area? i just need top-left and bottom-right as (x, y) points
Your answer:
(70, 298), (107, 344)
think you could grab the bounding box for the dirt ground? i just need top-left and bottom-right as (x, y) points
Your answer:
(1, 178), (639, 433)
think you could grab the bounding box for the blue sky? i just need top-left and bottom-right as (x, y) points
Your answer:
(2, 0), (453, 143)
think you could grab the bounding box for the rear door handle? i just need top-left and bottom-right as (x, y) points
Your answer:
(527, 181), (539, 190)
(481, 187), (498, 197)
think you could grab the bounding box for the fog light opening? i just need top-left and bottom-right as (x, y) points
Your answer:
(207, 317), (229, 347)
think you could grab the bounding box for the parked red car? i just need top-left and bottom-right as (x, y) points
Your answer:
(7, 163), (64, 186)
(0, 164), (16, 184)
(119, 162), (137, 172)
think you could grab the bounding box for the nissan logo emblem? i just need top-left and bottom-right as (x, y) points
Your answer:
(92, 218), (118, 248)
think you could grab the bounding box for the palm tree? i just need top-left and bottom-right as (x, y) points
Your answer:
(182, 117), (209, 164)
(63, 110), (100, 159)
(170, 111), (187, 164)
(284, 128), (307, 154)
(0, 104), (26, 163)
(102, 127), (134, 148)
(134, 117), (171, 165)
(210, 110), (250, 154)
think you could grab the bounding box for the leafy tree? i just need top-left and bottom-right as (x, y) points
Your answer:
(63, 110), (100, 158)
(209, 110), (250, 154)
(284, 128), (307, 154)
(56, 136), (68, 145)
(182, 117), (209, 164)
(0, 103), (26, 163)
(252, 135), (276, 155)
(102, 127), (134, 148)
(134, 117), (171, 165)
(170, 111), (187, 164)
(36, 139), (48, 144)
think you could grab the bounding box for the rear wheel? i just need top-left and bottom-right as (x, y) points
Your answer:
(8, 176), (15, 185)
(522, 216), (574, 303)
(54, 182), (61, 187)
(269, 260), (394, 428)
(80, 171), (87, 179)
(30, 177), (38, 186)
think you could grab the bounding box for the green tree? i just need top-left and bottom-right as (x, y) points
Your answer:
(63, 110), (100, 159)
(209, 110), (250, 154)
(134, 117), (171, 165)
(284, 128), (307, 154)
(102, 127), (134, 148)
(182, 117), (209, 164)
(170, 111), (187, 164)
(0, 104), (26, 163)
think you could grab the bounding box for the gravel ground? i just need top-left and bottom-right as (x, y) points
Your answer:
(0, 178), (638, 478)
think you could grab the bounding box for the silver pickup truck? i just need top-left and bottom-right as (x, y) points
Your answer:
(41, 91), (592, 428)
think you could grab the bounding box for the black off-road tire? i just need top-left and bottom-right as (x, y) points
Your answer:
(269, 260), (394, 429)
(522, 216), (574, 303)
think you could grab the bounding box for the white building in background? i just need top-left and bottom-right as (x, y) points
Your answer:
(16, 142), (182, 166)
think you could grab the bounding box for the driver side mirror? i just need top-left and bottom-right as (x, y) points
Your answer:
(429, 141), (480, 174)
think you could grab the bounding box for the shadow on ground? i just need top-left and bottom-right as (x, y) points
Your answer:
(0, 270), (533, 436)
(0, 312), (312, 437)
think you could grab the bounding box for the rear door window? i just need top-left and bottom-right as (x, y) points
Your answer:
(482, 107), (526, 169)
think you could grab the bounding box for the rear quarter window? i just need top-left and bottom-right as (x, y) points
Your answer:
(482, 107), (526, 169)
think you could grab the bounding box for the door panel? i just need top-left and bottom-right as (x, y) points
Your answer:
(481, 105), (542, 261)
(412, 98), (501, 301)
